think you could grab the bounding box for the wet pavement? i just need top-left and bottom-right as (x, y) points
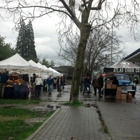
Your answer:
(97, 84), (140, 140)
(26, 84), (140, 140)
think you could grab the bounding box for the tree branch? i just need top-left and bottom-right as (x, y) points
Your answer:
(91, 0), (105, 10)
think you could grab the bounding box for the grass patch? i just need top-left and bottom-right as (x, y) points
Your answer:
(64, 100), (83, 106)
(0, 107), (55, 140)
(0, 99), (40, 104)
(0, 108), (38, 119)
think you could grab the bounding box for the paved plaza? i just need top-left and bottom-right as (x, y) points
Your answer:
(26, 84), (140, 140)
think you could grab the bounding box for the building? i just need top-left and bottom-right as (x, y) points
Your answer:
(53, 66), (74, 80)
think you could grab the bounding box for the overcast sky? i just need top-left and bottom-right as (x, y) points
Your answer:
(0, 15), (64, 65)
(0, 1), (140, 66)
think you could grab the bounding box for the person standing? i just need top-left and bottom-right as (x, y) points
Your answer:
(57, 76), (63, 95)
(34, 75), (42, 97)
(112, 76), (119, 86)
(62, 76), (65, 90)
(46, 75), (54, 95)
(0, 70), (8, 98)
(112, 76), (119, 96)
(92, 76), (97, 96)
(53, 78), (57, 89)
(95, 74), (103, 99)
(32, 73), (36, 97)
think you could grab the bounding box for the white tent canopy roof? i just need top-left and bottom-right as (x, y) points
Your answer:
(49, 67), (63, 77)
(28, 60), (42, 72)
(0, 53), (35, 71)
(36, 62), (50, 73)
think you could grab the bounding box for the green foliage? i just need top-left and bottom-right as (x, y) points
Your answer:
(0, 35), (16, 61)
(0, 107), (55, 140)
(41, 58), (55, 67)
(50, 60), (55, 67)
(0, 108), (37, 117)
(16, 18), (38, 62)
(64, 101), (83, 106)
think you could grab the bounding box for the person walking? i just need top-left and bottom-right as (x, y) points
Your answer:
(57, 76), (63, 95)
(83, 74), (91, 95)
(46, 75), (54, 95)
(53, 78), (57, 89)
(62, 76), (65, 90)
(92, 76), (97, 96)
(32, 73), (36, 97)
(95, 74), (103, 99)
(34, 75), (42, 97)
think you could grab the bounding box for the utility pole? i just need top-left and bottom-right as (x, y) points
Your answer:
(111, 20), (113, 65)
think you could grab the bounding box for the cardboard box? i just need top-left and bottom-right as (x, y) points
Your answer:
(112, 84), (117, 89)
(106, 80), (111, 84)
(121, 94), (127, 100)
(106, 84), (111, 89)
(117, 86), (122, 92)
(116, 91), (121, 100)
(127, 93), (132, 100)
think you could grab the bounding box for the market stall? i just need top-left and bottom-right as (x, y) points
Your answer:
(0, 54), (36, 99)
(103, 60), (140, 100)
(4, 72), (29, 99)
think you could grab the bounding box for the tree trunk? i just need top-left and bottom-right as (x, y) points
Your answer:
(69, 25), (91, 102)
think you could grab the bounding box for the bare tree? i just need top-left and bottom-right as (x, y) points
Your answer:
(1, 0), (140, 102)
(60, 28), (124, 77)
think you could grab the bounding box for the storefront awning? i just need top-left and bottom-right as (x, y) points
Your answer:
(124, 48), (140, 63)
(104, 67), (140, 73)
(104, 60), (140, 73)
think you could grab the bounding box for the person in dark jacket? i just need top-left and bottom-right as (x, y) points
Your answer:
(112, 76), (119, 86)
(83, 74), (91, 95)
(96, 74), (103, 98)
(57, 76), (63, 95)
(92, 76), (97, 96)
(46, 75), (54, 95)
(0, 70), (8, 97)
(32, 73), (36, 97)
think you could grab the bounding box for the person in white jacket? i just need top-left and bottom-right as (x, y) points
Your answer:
(35, 75), (42, 97)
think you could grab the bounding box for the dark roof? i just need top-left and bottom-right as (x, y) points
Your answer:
(124, 48), (140, 63)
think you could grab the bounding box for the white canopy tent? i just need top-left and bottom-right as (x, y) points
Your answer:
(48, 67), (63, 77)
(36, 62), (49, 73)
(28, 60), (43, 72)
(35, 62), (50, 79)
(41, 65), (50, 79)
(0, 54), (43, 83)
(0, 53), (36, 71)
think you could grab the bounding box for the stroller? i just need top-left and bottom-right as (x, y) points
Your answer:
(83, 84), (90, 95)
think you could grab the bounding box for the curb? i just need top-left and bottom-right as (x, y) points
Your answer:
(26, 108), (60, 140)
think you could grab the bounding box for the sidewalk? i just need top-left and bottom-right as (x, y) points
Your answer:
(26, 85), (111, 140)
(97, 84), (140, 140)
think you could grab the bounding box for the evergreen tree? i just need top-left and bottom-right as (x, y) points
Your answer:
(26, 20), (37, 61)
(41, 58), (55, 68)
(16, 19), (37, 62)
(16, 18), (27, 58)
